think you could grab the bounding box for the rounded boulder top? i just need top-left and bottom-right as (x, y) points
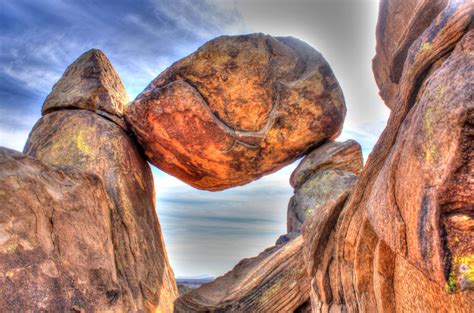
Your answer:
(126, 33), (346, 191)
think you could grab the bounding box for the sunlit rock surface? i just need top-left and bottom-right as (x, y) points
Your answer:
(126, 33), (346, 191)
(304, 2), (474, 311)
(22, 50), (178, 312)
(0, 148), (121, 311)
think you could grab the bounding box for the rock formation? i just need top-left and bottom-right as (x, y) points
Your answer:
(20, 50), (178, 312)
(0, 148), (121, 311)
(126, 34), (346, 191)
(304, 1), (474, 312)
(2, 1), (472, 311)
(286, 141), (362, 235)
(175, 236), (310, 312)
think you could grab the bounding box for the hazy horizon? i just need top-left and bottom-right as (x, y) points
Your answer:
(0, 0), (387, 277)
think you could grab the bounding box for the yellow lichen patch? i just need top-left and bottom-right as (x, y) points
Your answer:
(5, 271), (14, 278)
(435, 85), (446, 99)
(6, 243), (17, 253)
(423, 106), (438, 164)
(446, 254), (474, 293)
(76, 130), (92, 155)
(420, 42), (432, 53)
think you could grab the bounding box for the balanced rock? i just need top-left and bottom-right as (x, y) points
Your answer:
(175, 236), (310, 312)
(306, 2), (473, 312)
(42, 49), (129, 119)
(126, 34), (346, 190)
(0, 148), (119, 311)
(23, 50), (177, 312)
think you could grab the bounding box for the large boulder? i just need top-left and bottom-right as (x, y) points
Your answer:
(23, 50), (178, 312)
(126, 34), (346, 190)
(175, 236), (310, 312)
(0, 147), (120, 311)
(305, 2), (473, 312)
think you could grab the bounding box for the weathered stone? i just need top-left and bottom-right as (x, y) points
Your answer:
(126, 33), (345, 191)
(42, 49), (129, 117)
(0, 147), (120, 312)
(305, 2), (473, 312)
(288, 170), (358, 234)
(175, 236), (310, 312)
(372, 0), (447, 107)
(24, 109), (178, 312)
(290, 140), (363, 189)
(276, 231), (299, 246)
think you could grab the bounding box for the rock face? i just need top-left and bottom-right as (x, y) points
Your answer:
(284, 140), (362, 235)
(22, 51), (177, 312)
(290, 140), (363, 189)
(126, 34), (346, 191)
(42, 49), (129, 118)
(175, 236), (310, 312)
(0, 148), (121, 312)
(304, 1), (473, 312)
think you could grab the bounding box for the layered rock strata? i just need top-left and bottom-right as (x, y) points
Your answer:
(305, 1), (474, 311)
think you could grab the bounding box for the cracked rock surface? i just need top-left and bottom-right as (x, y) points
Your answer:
(126, 34), (346, 191)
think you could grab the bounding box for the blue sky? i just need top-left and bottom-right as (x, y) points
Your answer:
(0, 0), (387, 277)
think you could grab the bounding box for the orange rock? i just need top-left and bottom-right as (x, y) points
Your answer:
(303, 2), (473, 312)
(126, 34), (346, 190)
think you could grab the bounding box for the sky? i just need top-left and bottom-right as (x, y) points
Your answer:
(0, 0), (388, 277)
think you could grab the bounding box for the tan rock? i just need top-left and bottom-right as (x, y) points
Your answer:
(24, 109), (178, 312)
(288, 170), (357, 234)
(305, 2), (474, 312)
(290, 140), (363, 189)
(126, 34), (346, 190)
(175, 236), (310, 312)
(23, 49), (177, 312)
(0, 147), (120, 312)
(42, 49), (129, 117)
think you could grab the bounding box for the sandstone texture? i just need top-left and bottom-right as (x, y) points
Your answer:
(284, 140), (362, 236)
(175, 236), (310, 312)
(42, 49), (129, 118)
(290, 140), (363, 189)
(304, 1), (474, 312)
(126, 34), (346, 191)
(0, 148), (120, 312)
(20, 50), (178, 312)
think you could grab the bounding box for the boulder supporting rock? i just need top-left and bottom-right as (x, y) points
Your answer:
(126, 33), (346, 191)
(22, 50), (178, 312)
